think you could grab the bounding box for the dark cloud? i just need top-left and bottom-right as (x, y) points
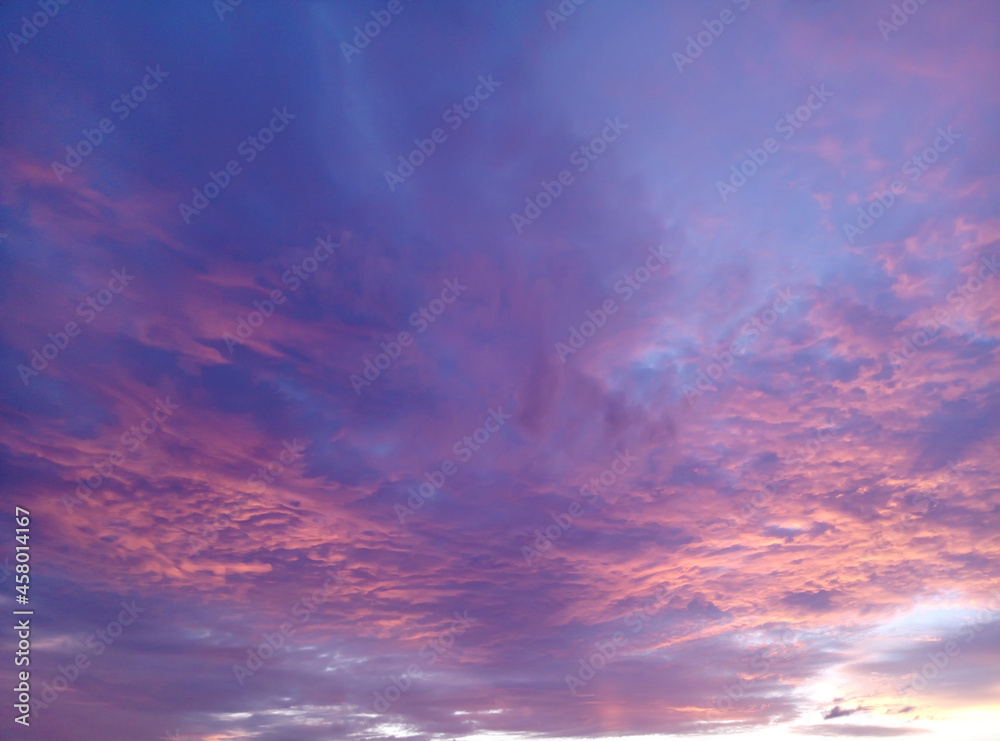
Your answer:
(824, 705), (864, 719)
(794, 725), (931, 737)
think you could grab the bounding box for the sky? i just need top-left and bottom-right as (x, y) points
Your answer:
(1, 0), (999, 740)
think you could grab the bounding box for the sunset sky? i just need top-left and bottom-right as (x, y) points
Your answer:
(1, 1), (999, 739)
